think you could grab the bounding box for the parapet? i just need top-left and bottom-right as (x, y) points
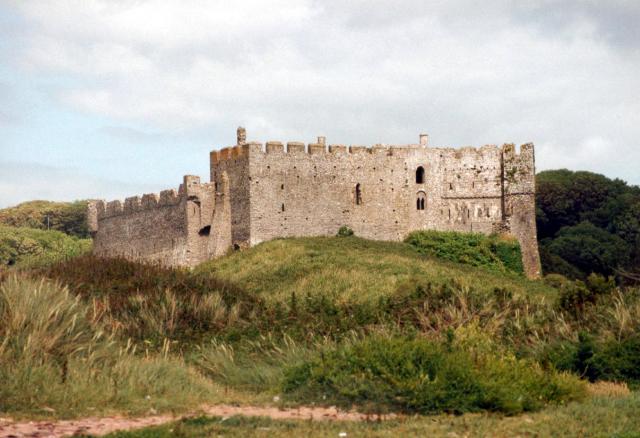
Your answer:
(95, 176), (207, 220)
(208, 131), (535, 167)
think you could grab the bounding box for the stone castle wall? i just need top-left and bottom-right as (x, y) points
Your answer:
(89, 175), (215, 266)
(92, 128), (541, 278)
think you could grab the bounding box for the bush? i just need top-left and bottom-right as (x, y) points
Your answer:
(283, 335), (584, 415)
(336, 226), (354, 237)
(0, 225), (91, 268)
(0, 200), (89, 238)
(544, 334), (640, 388)
(405, 230), (523, 274)
(556, 273), (617, 315)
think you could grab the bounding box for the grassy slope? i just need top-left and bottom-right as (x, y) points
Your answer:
(196, 236), (555, 304)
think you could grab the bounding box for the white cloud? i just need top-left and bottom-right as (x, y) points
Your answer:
(2, 0), (640, 186)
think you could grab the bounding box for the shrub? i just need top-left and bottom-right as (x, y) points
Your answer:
(337, 226), (354, 237)
(556, 273), (617, 315)
(405, 230), (523, 274)
(283, 335), (584, 415)
(0, 225), (91, 268)
(0, 200), (89, 238)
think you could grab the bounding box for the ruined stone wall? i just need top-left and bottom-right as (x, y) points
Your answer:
(89, 175), (215, 267)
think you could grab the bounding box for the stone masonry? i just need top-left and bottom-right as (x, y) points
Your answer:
(89, 127), (542, 278)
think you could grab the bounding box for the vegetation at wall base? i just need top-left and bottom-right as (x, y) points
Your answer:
(1, 222), (639, 431)
(405, 230), (524, 274)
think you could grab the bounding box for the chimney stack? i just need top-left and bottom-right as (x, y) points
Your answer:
(419, 133), (429, 147)
(237, 126), (246, 145)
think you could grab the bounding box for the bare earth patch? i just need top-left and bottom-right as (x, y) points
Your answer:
(0, 405), (396, 437)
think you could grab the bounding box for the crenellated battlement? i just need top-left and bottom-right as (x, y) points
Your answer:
(92, 178), (209, 221)
(91, 125), (540, 278)
(210, 131), (535, 167)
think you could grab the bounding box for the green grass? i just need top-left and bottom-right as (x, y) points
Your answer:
(196, 236), (551, 304)
(0, 276), (252, 419)
(105, 393), (640, 437)
(4, 232), (640, 431)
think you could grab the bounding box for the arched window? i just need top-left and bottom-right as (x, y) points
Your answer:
(416, 166), (425, 184)
(416, 191), (426, 211)
(355, 183), (362, 205)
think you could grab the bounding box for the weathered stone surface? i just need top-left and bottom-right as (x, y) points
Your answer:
(90, 130), (541, 278)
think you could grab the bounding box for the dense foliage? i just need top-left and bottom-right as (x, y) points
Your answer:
(405, 230), (523, 274)
(283, 335), (584, 415)
(536, 170), (640, 280)
(0, 225), (91, 268)
(0, 200), (90, 238)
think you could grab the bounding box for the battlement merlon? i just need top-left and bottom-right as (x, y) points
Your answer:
(209, 138), (534, 167)
(89, 175), (213, 223)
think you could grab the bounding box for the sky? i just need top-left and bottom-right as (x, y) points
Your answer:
(1, 0), (639, 208)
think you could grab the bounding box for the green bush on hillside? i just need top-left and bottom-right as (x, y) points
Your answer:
(0, 200), (89, 238)
(405, 230), (524, 274)
(283, 335), (584, 415)
(0, 225), (91, 268)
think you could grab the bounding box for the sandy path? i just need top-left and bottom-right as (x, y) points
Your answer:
(0, 405), (394, 437)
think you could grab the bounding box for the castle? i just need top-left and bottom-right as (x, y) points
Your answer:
(88, 127), (541, 278)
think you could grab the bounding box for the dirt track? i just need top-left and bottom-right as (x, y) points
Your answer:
(0, 405), (395, 437)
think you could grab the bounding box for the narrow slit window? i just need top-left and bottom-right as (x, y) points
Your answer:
(355, 183), (362, 205)
(416, 192), (426, 211)
(416, 166), (425, 184)
(281, 203), (285, 212)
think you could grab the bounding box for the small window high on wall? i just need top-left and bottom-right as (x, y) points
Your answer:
(355, 183), (362, 205)
(416, 166), (425, 184)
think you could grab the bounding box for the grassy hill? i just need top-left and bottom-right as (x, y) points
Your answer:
(1, 232), (639, 436)
(196, 236), (551, 304)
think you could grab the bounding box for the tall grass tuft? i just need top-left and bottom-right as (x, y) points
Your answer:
(42, 255), (258, 346)
(0, 275), (218, 417)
